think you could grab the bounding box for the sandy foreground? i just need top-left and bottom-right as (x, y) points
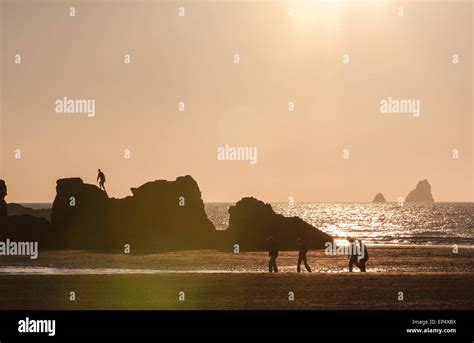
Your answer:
(0, 246), (472, 310)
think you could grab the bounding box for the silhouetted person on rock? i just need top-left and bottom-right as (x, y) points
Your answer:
(97, 169), (107, 194)
(297, 237), (312, 272)
(268, 236), (279, 273)
(348, 237), (360, 272)
(357, 240), (369, 272)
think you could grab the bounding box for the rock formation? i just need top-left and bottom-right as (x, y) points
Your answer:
(220, 197), (332, 251)
(1, 181), (52, 222)
(50, 175), (216, 250)
(1, 215), (53, 245)
(0, 180), (53, 246)
(372, 193), (386, 203)
(1, 176), (335, 252)
(7, 203), (52, 221)
(0, 180), (7, 221)
(50, 177), (109, 248)
(405, 179), (435, 203)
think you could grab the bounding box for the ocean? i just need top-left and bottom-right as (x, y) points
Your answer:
(207, 202), (474, 246)
(22, 202), (474, 246)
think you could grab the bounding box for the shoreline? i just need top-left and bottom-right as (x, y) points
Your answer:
(0, 242), (472, 310)
(0, 268), (473, 276)
(0, 245), (472, 274)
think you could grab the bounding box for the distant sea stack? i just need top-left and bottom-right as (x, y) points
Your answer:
(221, 197), (332, 251)
(51, 175), (216, 250)
(405, 179), (435, 203)
(372, 193), (386, 203)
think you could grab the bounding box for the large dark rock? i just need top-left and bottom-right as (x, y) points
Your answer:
(51, 178), (109, 248)
(221, 197), (332, 251)
(51, 175), (216, 250)
(0, 215), (53, 247)
(372, 193), (386, 203)
(2, 176), (334, 253)
(406, 179), (435, 203)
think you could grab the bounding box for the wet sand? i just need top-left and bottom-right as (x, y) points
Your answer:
(0, 246), (472, 309)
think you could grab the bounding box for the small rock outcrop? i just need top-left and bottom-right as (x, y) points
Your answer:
(372, 193), (386, 203)
(0, 180), (7, 221)
(7, 203), (52, 221)
(221, 197), (332, 251)
(406, 179), (435, 203)
(0, 180), (53, 246)
(1, 180), (52, 222)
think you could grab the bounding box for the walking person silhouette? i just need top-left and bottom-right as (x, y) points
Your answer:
(348, 237), (360, 272)
(97, 169), (107, 195)
(357, 239), (369, 272)
(267, 236), (279, 273)
(296, 237), (312, 272)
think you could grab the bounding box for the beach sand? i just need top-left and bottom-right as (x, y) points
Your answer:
(0, 246), (472, 310)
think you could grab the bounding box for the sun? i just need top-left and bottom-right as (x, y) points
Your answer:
(289, 1), (345, 34)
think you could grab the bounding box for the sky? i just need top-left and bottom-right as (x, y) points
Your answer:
(0, 0), (473, 203)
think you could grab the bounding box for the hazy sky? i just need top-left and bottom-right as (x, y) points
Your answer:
(1, 0), (473, 203)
